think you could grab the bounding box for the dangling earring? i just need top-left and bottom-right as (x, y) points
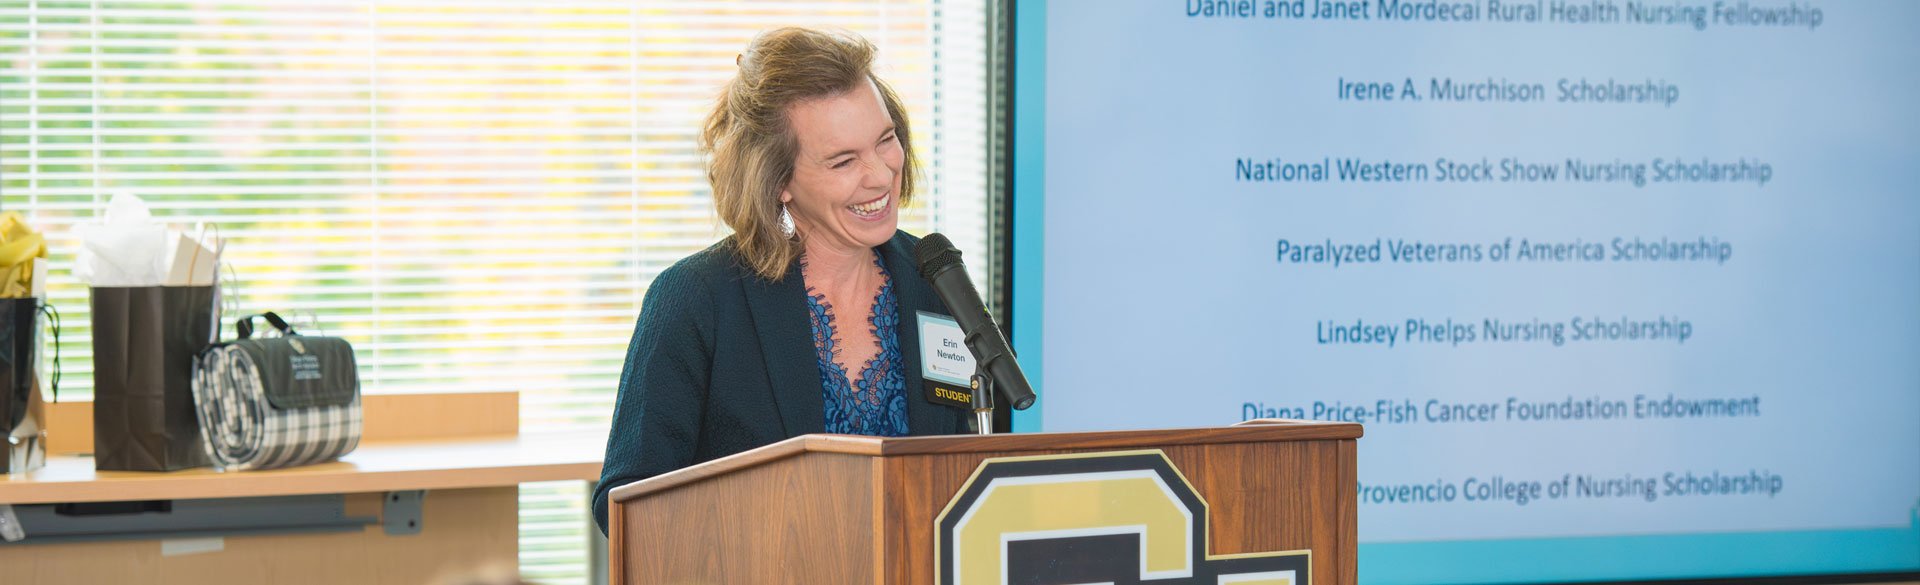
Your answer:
(779, 204), (796, 239)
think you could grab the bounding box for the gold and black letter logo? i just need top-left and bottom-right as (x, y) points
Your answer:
(935, 450), (1309, 585)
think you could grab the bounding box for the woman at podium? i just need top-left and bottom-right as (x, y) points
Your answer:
(593, 27), (970, 533)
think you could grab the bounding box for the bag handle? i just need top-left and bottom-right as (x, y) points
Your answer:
(235, 312), (296, 340)
(37, 302), (58, 403)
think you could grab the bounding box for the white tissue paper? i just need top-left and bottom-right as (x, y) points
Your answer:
(73, 193), (170, 286)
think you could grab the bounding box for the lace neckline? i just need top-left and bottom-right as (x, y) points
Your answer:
(801, 252), (910, 437)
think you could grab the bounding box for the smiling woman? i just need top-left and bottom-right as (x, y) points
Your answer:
(591, 27), (972, 533)
(703, 27), (920, 282)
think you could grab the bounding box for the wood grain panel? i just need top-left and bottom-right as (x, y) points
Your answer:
(0, 487), (517, 585)
(0, 432), (602, 504)
(871, 454), (898, 583)
(42, 391), (520, 456)
(618, 452), (875, 584)
(1336, 439), (1358, 585)
(359, 391), (520, 440)
(43, 400), (88, 455)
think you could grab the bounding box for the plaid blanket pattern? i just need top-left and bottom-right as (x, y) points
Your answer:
(190, 346), (361, 471)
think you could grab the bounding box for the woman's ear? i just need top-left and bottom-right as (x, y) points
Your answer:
(779, 189), (792, 204)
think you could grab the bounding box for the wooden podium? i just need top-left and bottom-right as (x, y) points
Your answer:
(606, 420), (1361, 585)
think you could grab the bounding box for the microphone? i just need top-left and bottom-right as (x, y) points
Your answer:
(914, 233), (1036, 411)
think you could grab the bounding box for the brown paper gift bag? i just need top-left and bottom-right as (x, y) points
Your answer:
(89, 286), (214, 471)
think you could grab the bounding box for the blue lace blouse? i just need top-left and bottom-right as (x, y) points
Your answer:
(803, 256), (911, 437)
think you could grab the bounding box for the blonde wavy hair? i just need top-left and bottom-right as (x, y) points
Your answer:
(700, 27), (919, 281)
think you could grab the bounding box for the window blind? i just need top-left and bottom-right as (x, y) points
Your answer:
(0, 1), (987, 583)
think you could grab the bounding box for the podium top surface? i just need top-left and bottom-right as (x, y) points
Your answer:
(610, 419), (1362, 503)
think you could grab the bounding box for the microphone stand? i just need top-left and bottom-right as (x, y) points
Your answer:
(969, 366), (995, 436)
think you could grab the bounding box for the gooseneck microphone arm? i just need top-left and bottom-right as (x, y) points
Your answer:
(914, 233), (1037, 429)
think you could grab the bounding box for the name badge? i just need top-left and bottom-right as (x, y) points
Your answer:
(917, 311), (973, 408)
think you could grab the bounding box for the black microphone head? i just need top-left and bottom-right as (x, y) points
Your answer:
(914, 232), (963, 280)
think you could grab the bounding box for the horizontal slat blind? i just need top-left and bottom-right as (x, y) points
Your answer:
(1, 1), (984, 583)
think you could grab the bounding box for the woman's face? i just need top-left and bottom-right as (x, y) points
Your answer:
(781, 79), (904, 255)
